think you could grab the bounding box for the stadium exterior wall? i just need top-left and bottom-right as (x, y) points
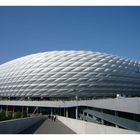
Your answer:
(0, 51), (140, 98)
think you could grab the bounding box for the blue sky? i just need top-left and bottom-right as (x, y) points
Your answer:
(0, 6), (140, 64)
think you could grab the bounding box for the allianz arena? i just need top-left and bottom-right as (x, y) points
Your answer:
(0, 50), (140, 98)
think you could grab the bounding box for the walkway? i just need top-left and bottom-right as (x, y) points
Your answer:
(20, 119), (76, 134)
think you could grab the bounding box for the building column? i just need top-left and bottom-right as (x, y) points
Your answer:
(26, 106), (29, 114)
(75, 95), (78, 119)
(82, 111), (84, 120)
(51, 108), (53, 116)
(101, 109), (104, 125)
(66, 108), (68, 117)
(64, 108), (65, 117)
(12, 106), (15, 118)
(76, 106), (78, 119)
(6, 105), (8, 117)
(115, 111), (119, 128)
(21, 106), (24, 117)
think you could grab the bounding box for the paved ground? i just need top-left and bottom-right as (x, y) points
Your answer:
(20, 119), (76, 134)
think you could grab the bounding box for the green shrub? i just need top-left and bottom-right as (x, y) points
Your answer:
(0, 111), (6, 121)
(14, 112), (21, 119)
(0, 110), (29, 121)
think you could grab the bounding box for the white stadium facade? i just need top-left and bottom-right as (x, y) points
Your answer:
(0, 51), (140, 133)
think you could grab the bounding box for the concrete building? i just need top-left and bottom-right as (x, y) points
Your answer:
(0, 51), (140, 133)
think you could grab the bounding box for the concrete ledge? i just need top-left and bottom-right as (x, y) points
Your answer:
(58, 116), (139, 134)
(0, 115), (46, 134)
(0, 97), (140, 114)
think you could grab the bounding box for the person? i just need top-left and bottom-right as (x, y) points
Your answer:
(54, 115), (57, 122)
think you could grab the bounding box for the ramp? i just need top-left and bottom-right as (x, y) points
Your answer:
(20, 118), (76, 134)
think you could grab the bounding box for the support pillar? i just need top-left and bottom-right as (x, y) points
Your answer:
(66, 108), (68, 117)
(115, 111), (119, 128)
(51, 108), (53, 116)
(101, 109), (104, 125)
(76, 106), (78, 119)
(64, 108), (65, 117)
(6, 106), (8, 117)
(12, 106), (15, 118)
(75, 95), (78, 119)
(21, 106), (24, 117)
(26, 107), (29, 114)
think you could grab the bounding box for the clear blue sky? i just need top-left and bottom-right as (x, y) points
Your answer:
(0, 6), (140, 64)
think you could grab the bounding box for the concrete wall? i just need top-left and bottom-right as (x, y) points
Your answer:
(0, 115), (46, 134)
(58, 116), (139, 134)
(0, 97), (140, 114)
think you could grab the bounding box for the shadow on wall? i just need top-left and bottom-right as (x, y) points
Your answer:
(19, 119), (46, 134)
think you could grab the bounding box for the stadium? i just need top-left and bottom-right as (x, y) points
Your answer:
(0, 51), (140, 133)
